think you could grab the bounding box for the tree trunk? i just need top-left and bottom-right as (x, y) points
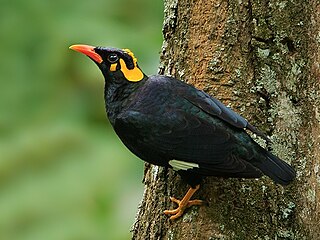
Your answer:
(132, 0), (320, 239)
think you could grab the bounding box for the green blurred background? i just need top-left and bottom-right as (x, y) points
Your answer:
(0, 0), (163, 239)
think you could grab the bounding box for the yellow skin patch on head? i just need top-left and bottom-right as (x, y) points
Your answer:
(122, 49), (138, 67)
(119, 59), (144, 82)
(108, 49), (143, 81)
(110, 63), (117, 72)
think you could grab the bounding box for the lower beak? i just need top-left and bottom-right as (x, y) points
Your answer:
(69, 44), (103, 63)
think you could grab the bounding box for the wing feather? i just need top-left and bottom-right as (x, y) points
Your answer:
(114, 109), (261, 177)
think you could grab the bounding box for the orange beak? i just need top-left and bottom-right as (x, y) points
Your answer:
(69, 44), (103, 63)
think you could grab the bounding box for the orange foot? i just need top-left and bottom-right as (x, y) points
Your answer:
(164, 185), (203, 220)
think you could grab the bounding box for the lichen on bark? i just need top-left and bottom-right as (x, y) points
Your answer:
(132, 0), (320, 239)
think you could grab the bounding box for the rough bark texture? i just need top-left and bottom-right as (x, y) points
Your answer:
(132, 0), (320, 239)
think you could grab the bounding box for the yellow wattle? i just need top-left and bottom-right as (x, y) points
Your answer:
(119, 59), (144, 82)
(110, 63), (117, 72)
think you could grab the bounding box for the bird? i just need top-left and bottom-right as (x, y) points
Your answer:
(69, 44), (296, 220)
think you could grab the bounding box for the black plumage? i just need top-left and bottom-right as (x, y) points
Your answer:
(112, 75), (295, 187)
(70, 44), (296, 219)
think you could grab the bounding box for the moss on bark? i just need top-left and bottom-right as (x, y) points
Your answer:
(132, 0), (320, 239)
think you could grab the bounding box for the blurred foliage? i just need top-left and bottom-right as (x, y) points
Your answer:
(0, 0), (163, 239)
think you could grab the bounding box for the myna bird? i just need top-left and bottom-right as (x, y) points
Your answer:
(69, 44), (295, 220)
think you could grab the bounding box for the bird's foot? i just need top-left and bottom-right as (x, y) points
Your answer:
(164, 196), (203, 220)
(163, 185), (203, 220)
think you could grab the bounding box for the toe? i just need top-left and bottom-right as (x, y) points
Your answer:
(164, 208), (179, 215)
(187, 199), (204, 207)
(169, 197), (181, 204)
(169, 210), (183, 220)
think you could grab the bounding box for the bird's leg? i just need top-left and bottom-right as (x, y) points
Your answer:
(164, 184), (203, 220)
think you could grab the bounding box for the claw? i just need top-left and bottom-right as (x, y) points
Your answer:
(164, 185), (203, 220)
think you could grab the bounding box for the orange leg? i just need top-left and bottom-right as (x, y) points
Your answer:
(164, 184), (203, 220)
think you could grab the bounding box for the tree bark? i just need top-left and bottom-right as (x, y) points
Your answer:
(132, 0), (320, 239)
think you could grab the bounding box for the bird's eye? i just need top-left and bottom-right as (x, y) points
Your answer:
(107, 54), (119, 63)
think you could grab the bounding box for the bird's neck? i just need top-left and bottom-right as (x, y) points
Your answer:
(104, 76), (147, 125)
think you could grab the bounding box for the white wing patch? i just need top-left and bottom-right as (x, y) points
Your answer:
(169, 160), (199, 171)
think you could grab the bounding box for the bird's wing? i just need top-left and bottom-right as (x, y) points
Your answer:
(114, 109), (262, 177)
(179, 86), (269, 141)
(181, 89), (248, 128)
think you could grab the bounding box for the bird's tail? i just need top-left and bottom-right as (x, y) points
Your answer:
(252, 147), (296, 185)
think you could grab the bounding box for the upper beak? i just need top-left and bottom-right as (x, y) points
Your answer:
(69, 44), (103, 63)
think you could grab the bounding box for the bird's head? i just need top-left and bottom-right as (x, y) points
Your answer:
(69, 44), (145, 82)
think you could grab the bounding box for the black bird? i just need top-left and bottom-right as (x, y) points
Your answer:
(69, 44), (296, 220)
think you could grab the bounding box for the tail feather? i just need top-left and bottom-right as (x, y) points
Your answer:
(252, 148), (296, 185)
